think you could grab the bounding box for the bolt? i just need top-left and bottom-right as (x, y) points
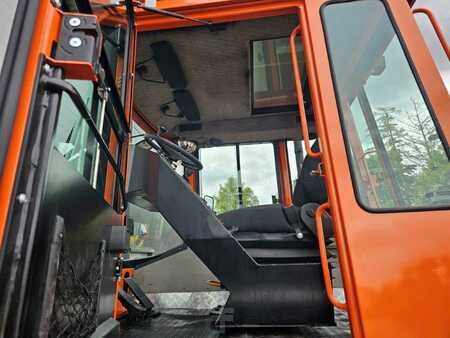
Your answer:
(17, 194), (28, 204)
(69, 17), (81, 27)
(43, 64), (52, 75)
(69, 37), (82, 48)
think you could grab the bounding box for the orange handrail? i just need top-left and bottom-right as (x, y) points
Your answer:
(315, 202), (347, 311)
(290, 24), (321, 158)
(413, 8), (449, 60)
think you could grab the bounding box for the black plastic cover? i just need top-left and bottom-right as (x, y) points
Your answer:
(151, 41), (187, 89)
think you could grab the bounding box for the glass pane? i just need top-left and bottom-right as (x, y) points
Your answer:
(287, 140), (305, 190)
(0, 0), (18, 72)
(101, 25), (126, 91)
(199, 146), (238, 214)
(131, 122), (146, 145)
(252, 37), (307, 111)
(323, 0), (450, 209)
(127, 203), (183, 259)
(54, 80), (95, 181)
(54, 80), (116, 199)
(240, 143), (279, 205)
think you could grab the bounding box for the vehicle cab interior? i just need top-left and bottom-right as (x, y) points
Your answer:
(124, 11), (340, 328)
(2, 0), (448, 337)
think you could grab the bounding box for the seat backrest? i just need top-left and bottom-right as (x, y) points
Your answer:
(292, 141), (327, 207)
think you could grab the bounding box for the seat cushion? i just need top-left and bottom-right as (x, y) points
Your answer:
(218, 204), (295, 233)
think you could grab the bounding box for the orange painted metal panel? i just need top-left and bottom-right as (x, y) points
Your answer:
(277, 142), (293, 207)
(0, 3), (61, 247)
(304, 1), (450, 338)
(113, 267), (135, 319)
(135, 0), (300, 32)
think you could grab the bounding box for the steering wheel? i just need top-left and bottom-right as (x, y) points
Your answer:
(144, 134), (203, 171)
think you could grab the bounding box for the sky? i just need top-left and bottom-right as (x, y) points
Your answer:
(414, 0), (450, 91)
(0, 1), (18, 69)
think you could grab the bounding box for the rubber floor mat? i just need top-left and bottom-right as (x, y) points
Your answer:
(119, 309), (352, 338)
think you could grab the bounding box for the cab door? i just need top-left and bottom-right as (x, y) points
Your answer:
(303, 0), (450, 337)
(0, 1), (135, 336)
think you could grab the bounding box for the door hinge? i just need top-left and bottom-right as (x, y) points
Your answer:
(46, 11), (103, 81)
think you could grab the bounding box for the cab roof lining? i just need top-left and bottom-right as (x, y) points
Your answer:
(134, 15), (305, 145)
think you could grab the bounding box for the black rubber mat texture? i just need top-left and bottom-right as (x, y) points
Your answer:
(120, 309), (351, 338)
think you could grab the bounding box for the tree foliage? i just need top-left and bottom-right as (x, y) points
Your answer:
(362, 98), (450, 207)
(214, 176), (259, 214)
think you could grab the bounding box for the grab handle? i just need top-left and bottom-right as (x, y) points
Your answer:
(315, 202), (347, 310)
(413, 8), (449, 60)
(290, 25), (321, 158)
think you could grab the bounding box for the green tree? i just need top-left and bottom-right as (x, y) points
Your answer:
(373, 106), (416, 204)
(365, 101), (450, 207)
(214, 177), (259, 214)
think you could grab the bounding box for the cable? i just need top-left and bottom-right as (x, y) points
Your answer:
(138, 5), (212, 26)
(136, 56), (154, 67)
(140, 76), (165, 84)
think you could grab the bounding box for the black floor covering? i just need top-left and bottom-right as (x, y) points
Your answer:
(120, 309), (351, 338)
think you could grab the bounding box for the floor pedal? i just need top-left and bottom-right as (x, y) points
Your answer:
(118, 278), (160, 321)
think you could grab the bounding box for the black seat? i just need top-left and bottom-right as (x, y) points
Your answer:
(218, 141), (333, 262)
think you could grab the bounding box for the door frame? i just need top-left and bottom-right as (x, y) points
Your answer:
(304, 0), (450, 337)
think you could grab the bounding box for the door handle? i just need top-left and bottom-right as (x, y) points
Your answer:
(315, 202), (347, 310)
(413, 8), (449, 60)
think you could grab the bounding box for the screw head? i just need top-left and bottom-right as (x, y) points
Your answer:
(69, 37), (82, 48)
(69, 17), (81, 27)
(17, 194), (28, 204)
(43, 64), (52, 74)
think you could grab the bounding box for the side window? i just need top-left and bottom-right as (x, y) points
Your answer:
(200, 146), (238, 213)
(127, 119), (183, 259)
(200, 143), (279, 214)
(322, 0), (450, 210)
(240, 143), (278, 205)
(53, 80), (118, 200)
(131, 122), (146, 145)
(127, 203), (183, 259)
(251, 37), (311, 114)
(287, 140), (305, 190)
